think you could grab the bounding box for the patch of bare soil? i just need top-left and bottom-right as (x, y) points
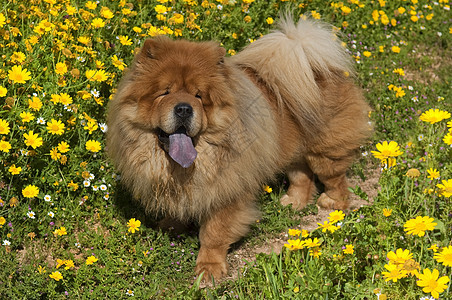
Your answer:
(223, 166), (381, 283)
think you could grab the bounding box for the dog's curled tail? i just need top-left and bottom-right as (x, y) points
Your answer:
(231, 15), (353, 130)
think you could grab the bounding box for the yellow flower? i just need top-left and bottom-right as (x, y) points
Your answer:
(59, 93), (73, 105)
(64, 260), (75, 270)
(85, 140), (101, 153)
(304, 238), (322, 248)
(111, 55), (127, 71)
(10, 52), (26, 64)
(416, 268), (450, 299)
(118, 35), (133, 46)
(398, 7), (406, 14)
(155, 5), (167, 14)
(54, 227), (67, 236)
(387, 248), (413, 266)
(66, 5), (77, 15)
(58, 141), (70, 153)
(318, 220), (340, 233)
(263, 185), (272, 193)
(266, 17), (274, 25)
(20, 111), (35, 123)
(0, 140), (11, 153)
(0, 119), (10, 135)
(301, 229), (309, 238)
(22, 185), (39, 198)
(341, 6), (351, 14)
(24, 131), (43, 149)
(401, 259), (420, 277)
(0, 217), (6, 225)
(49, 271), (63, 281)
(371, 141), (403, 161)
(67, 181), (79, 191)
(309, 247), (322, 258)
(328, 210), (345, 224)
(0, 13), (6, 28)
(85, 1), (97, 10)
(382, 263), (407, 282)
(436, 179), (452, 197)
(91, 18), (105, 29)
(434, 245), (452, 267)
(85, 69), (109, 82)
(343, 244), (354, 254)
(311, 10), (321, 19)
(50, 94), (61, 104)
(288, 229), (301, 236)
(28, 97), (42, 111)
(393, 68), (405, 76)
(284, 239), (305, 250)
(50, 147), (61, 161)
(170, 13), (184, 24)
(100, 7), (114, 19)
(419, 109), (451, 124)
(410, 15), (418, 22)
(403, 216), (437, 237)
(363, 51), (371, 57)
(55, 62), (67, 75)
(0, 86), (7, 97)
(37, 265), (46, 274)
(383, 208), (392, 217)
(8, 164), (22, 175)
(86, 255), (98, 265)
(8, 65), (32, 84)
(391, 46), (401, 53)
(127, 218), (141, 233)
(427, 168), (440, 180)
(78, 36), (91, 45)
(46, 119), (65, 135)
(428, 244), (439, 252)
(443, 133), (452, 145)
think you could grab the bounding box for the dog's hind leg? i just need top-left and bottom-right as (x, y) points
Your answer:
(306, 153), (352, 210)
(280, 164), (317, 210)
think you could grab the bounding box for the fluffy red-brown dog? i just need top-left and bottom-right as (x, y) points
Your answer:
(106, 16), (370, 281)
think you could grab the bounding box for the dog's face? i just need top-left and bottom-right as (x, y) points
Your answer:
(122, 37), (234, 168)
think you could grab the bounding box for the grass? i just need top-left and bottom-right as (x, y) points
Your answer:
(0, 0), (451, 299)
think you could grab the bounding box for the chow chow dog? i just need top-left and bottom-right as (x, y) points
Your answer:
(106, 16), (370, 280)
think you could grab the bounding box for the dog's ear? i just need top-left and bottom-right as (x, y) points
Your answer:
(140, 36), (171, 59)
(141, 39), (156, 59)
(217, 46), (226, 65)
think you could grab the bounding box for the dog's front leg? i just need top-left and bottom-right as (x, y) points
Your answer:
(195, 195), (259, 281)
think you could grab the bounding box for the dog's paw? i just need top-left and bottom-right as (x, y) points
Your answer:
(280, 194), (307, 210)
(317, 193), (350, 210)
(195, 261), (227, 283)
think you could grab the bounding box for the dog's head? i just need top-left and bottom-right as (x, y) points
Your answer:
(120, 36), (234, 168)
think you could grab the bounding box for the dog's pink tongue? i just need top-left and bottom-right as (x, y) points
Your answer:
(169, 133), (197, 168)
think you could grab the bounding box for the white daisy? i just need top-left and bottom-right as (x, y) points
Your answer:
(27, 211), (36, 219)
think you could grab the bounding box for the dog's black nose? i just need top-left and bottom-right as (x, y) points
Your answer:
(174, 103), (193, 119)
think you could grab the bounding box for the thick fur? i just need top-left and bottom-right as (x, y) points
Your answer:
(106, 17), (371, 280)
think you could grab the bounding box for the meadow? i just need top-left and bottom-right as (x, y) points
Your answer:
(0, 0), (451, 299)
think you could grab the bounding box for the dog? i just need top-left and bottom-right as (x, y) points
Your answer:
(106, 16), (370, 280)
